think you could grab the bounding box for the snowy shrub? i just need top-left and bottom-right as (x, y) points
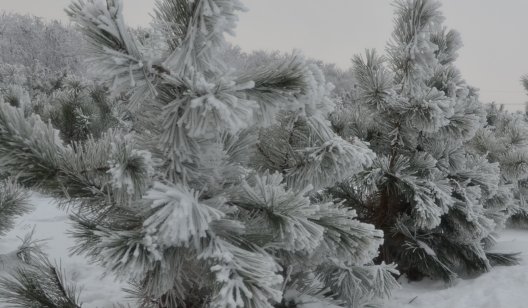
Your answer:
(327, 0), (519, 283)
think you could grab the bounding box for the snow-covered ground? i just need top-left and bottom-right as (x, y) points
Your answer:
(0, 193), (128, 307)
(2, 193), (528, 308)
(385, 230), (528, 308)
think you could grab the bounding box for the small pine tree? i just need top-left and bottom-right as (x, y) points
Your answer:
(0, 0), (397, 307)
(38, 77), (120, 144)
(0, 62), (120, 145)
(466, 79), (528, 230)
(487, 76), (528, 226)
(330, 0), (517, 282)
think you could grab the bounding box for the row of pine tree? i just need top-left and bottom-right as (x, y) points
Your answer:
(0, 0), (528, 307)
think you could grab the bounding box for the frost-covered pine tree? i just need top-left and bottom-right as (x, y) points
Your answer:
(0, 60), (120, 145)
(36, 76), (119, 144)
(468, 103), (528, 228)
(480, 75), (528, 227)
(0, 0), (397, 306)
(329, 0), (518, 282)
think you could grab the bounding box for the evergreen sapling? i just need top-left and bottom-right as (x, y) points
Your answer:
(329, 0), (519, 282)
(0, 0), (398, 307)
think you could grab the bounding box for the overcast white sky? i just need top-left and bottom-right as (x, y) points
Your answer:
(2, 0), (527, 111)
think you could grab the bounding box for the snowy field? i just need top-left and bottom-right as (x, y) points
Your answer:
(386, 231), (528, 308)
(1, 193), (528, 308)
(0, 193), (127, 307)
